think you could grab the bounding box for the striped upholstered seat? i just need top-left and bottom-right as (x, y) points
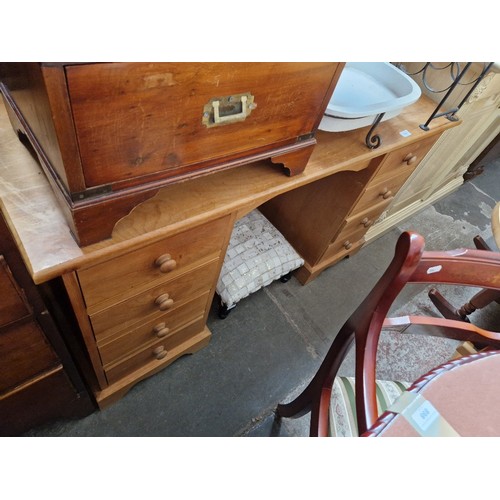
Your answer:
(329, 377), (410, 437)
(329, 341), (478, 437)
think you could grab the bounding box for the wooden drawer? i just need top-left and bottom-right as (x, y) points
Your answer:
(323, 201), (391, 261)
(79, 216), (229, 309)
(0, 367), (79, 437)
(324, 223), (368, 261)
(321, 229), (366, 261)
(64, 63), (341, 187)
(89, 259), (219, 338)
(331, 201), (391, 244)
(0, 256), (30, 327)
(104, 318), (205, 384)
(374, 133), (437, 182)
(353, 166), (417, 214)
(97, 292), (210, 365)
(1, 63), (344, 245)
(0, 320), (60, 394)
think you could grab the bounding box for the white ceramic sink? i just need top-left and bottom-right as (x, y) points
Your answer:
(319, 62), (422, 132)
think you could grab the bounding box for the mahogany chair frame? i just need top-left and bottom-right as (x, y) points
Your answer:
(276, 231), (500, 437)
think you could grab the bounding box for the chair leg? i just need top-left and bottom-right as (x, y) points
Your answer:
(276, 393), (328, 437)
(276, 389), (314, 419)
(277, 326), (354, 420)
(428, 288), (469, 322)
(458, 288), (500, 314)
(280, 272), (292, 283)
(429, 287), (500, 323)
(218, 298), (235, 319)
(473, 235), (492, 251)
(309, 394), (325, 437)
(430, 234), (498, 321)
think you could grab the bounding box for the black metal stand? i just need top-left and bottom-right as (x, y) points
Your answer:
(365, 112), (385, 149)
(394, 62), (494, 131)
(364, 62), (494, 148)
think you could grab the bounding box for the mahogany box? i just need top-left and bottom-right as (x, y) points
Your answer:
(0, 62), (344, 245)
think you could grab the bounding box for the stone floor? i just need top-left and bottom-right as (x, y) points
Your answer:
(23, 156), (500, 437)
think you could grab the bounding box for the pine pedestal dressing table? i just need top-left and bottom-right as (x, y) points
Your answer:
(0, 93), (459, 409)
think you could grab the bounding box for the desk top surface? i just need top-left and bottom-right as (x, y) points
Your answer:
(0, 95), (457, 283)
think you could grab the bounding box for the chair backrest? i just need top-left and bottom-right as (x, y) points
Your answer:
(354, 231), (500, 434)
(283, 231), (500, 436)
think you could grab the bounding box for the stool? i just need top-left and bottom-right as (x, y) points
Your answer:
(215, 209), (304, 318)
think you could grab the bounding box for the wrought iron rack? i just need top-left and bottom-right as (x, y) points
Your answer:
(365, 62), (494, 150)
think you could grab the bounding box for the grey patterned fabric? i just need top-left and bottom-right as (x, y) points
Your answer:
(216, 210), (304, 308)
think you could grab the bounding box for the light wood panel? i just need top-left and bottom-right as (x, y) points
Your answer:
(260, 162), (379, 264)
(62, 272), (108, 389)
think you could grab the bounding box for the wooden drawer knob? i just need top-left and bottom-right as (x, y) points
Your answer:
(155, 254), (177, 273)
(153, 346), (168, 360)
(360, 217), (372, 228)
(155, 293), (174, 311)
(153, 322), (170, 338)
(343, 241), (352, 250)
(380, 187), (393, 199)
(403, 153), (417, 165)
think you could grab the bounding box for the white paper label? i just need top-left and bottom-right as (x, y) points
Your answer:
(411, 400), (439, 431)
(426, 265), (442, 274)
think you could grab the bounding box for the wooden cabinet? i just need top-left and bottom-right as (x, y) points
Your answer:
(0, 62), (344, 245)
(63, 215), (233, 406)
(0, 212), (94, 436)
(366, 63), (500, 243)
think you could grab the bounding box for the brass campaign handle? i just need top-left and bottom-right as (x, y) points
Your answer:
(202, 93), (256, 127)
(213, 95), (248, 124)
